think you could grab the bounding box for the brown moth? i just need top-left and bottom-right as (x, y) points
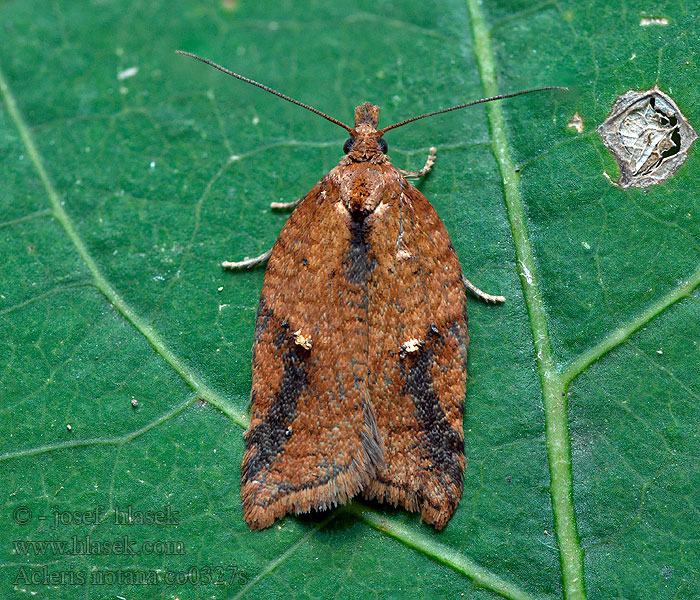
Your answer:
(178, 51), (562, 530)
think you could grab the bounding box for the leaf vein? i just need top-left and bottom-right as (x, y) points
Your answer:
(561, 270), (700, 383)
(0, 63), (248, 429)
(0, 396), (195, 462)
(465, 1), (586, 598)
(345, 503), (542, 600)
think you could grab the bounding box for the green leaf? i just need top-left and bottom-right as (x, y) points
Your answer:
(1, 1), (698, 599)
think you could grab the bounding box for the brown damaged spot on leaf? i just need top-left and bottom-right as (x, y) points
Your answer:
(597, 86), (697, 188)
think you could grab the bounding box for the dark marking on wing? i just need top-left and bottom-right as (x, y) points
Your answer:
(242, 344), (309, 483)
(401, 332), (464, 489)
(344, 217), (375, 285)
(273, 321), (290, 349)
(253, 297), (272, 342)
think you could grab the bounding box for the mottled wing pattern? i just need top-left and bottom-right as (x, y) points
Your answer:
(363, 179), (468, 529)
(241, 177), (384, 530)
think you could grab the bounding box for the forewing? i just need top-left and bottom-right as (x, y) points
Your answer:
(363, 180), (468, 529)
(241, 176), (384, 530)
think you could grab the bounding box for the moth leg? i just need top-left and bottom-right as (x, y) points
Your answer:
(399, 147), (437, 178)
(463, 274), (506, 304)
(222, 197), (300, 269)
(270, 197), (302, 210)
(222, 248), (272, 270)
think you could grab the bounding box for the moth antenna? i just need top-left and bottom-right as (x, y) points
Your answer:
(177, 51), (354, 134)
(377, 86), (568, 134)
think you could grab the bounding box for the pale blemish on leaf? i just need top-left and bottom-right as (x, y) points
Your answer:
(567, 111), (584, 133)
(117, 66), (139, 80)
(639, 16), (669, 26)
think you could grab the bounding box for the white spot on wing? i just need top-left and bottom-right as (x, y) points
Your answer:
(293, 329), (312, 350)
(401, 339), (423, 354)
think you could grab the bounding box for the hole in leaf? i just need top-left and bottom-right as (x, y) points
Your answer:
(597, 86), (696, 188)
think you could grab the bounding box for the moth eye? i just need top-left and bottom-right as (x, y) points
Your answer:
(377, 137), (388, 154)
(343, 138), (355, 154)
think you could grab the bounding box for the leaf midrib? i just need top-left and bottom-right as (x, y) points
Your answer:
(464, 2), (586, 599)
(465, 2), (700, 600)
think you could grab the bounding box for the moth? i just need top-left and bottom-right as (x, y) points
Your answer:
(178, 51), (561, 530)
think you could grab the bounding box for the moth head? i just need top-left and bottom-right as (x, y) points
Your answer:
(343, 102), (389, 160)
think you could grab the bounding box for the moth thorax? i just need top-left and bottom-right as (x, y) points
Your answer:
(341, 166), (385, 216)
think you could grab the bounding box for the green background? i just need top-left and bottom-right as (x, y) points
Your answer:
(1, 1), (698, 598)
